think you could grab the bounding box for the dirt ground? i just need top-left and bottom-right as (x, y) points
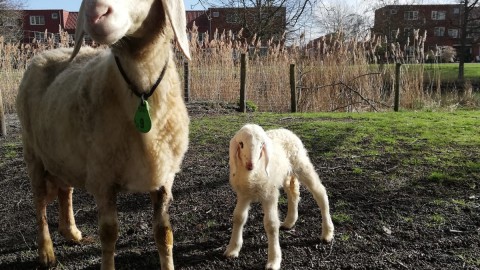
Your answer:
(1, 105), (479, 270)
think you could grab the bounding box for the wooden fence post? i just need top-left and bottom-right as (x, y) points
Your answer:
(239, 53), (246, 113)
(184, 60), (190, 103)
(0, 88), (6, 137)
(290, 64), (297, 113)
(394, 63), (401, 112)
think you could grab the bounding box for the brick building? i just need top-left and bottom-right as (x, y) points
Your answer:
(22, 10), (78, 44)
(372, 4), (479, 62)
(187, 7), (286, 43)
(17, 7), (286, 46)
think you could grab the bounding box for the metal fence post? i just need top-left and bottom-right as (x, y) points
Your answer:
(184, 60), (190, 103)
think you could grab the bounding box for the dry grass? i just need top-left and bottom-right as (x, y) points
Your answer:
(1, 27), (477, 114)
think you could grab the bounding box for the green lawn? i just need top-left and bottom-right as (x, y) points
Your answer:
(422, 62), (480, 82)
(192, 111), (480, 177)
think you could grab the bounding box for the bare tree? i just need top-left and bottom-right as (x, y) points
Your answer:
(0, 0), (25, 42)
(201, 0), (318, 40)
(313, 1), (370, 39)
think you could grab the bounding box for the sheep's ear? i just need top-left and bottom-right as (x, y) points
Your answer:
(262, 141), (271, 177)
(163, 0), (191, 60)
(70, 0), (86, 61)
(229, 137), (238, 175)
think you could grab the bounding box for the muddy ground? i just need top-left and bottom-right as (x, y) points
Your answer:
(0, 105), (479, 269)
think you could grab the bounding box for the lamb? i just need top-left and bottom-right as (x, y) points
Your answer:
(225, 124), (334, 270)
(15, 0), (190, 269)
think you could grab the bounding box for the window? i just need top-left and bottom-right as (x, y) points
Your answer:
(454, 8), (460, 14)
(52, 13), (59, 19)
(432, 11), (446, 20)
(390, 9), (397, 15)
(390, 29), (399, 40)
(212, 11), (219, 17)
(448, 29), (459, 38)
(404, 27), (414, 37)
(30, 15), (45, 25)
(434, 27), (445, 37)
(34, 31), (45, 41)
(226, 13), (240, 24)
(404, 11), (418, 20)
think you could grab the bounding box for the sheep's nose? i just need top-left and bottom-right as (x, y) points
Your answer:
(246, 162), (253, 170)
(85, 2), (113, 24)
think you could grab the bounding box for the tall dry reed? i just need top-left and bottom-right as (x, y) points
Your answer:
(1, 26), (476, 114)
(184, 26), (460, 112)
(0, 29), (71, 113)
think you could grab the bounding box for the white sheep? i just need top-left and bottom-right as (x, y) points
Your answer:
(15, 0), (190, 269)
(225, 124), (334, 270)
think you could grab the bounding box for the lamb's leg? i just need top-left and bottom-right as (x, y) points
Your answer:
(151, 186), (174, 270)
(224, 195), (251, 258)
(281, 176), (300, 229)
(94, 190), (118, 270)
(29, 162), (57, 267)
(58, 187), (82, 242)
(295, 158), (334, 242)
(262, 196), (281, 270)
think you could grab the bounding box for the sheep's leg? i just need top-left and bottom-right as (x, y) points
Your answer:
(224, 195), (251, 258)
(58, 187), (82, 242)
(29, 163), (58, 267)
(295, 159), (334, 242)
(150, 186), (174, 270)
(94, 190), (118, 270)
(281, 176), (300, 229)
(262, 196), (281, 270)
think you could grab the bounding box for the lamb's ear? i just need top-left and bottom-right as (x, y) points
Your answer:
(262, 140), (271, 177)
(229, 137), (238, 175)
(70, 0), (86, 61)
(163, 0), (191, 60)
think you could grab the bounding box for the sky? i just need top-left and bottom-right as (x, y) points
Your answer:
(25, 0), (459, 11)
(25, 0), (201, 11)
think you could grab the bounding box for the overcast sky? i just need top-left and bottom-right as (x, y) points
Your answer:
(25, 0), (460, 12)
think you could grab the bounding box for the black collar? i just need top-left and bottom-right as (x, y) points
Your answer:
(114, 55), (169, 100)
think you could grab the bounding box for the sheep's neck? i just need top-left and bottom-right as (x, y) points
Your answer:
(114, 55), (169, 133)
(114, 55), (168, 100)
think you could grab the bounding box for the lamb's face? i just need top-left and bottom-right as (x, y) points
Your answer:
(236, 128), (266, 172)
(81, 0), (155, 44)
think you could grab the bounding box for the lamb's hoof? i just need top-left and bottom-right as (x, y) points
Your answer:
(321, 232), (334, 243)
(280, 223), (295, 230)
(265, 260), (281, 270)
(224, 246), (240, 258)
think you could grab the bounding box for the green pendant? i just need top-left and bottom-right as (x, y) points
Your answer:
(134, 99), (152, 133)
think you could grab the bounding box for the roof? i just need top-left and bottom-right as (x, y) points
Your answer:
(186, 10), (209, 33)
(64, 12), (78, 30)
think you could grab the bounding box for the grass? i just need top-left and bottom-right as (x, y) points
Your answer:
(191, 110), (480, 192)
(424, 62), (480, 82)
(331, 213), (352, 224)
(429, 213), (446, 225)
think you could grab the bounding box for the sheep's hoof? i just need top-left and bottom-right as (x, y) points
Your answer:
(38, 245), (56, 268)
(59, 226), (83, 243)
